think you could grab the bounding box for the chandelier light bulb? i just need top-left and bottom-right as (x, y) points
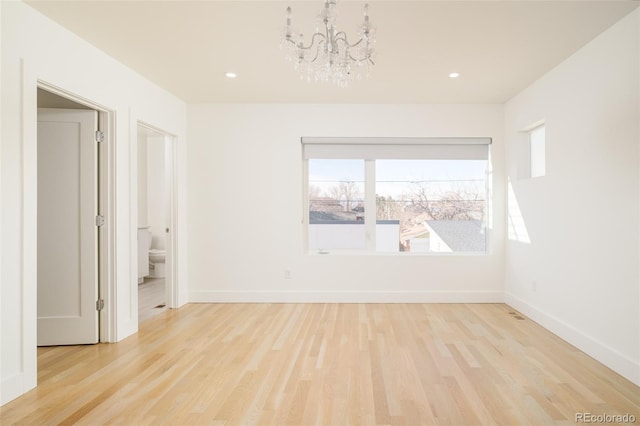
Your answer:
(282, 0), (376, 87)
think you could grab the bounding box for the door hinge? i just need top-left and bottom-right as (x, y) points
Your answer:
(96, 299), (104, 311)
(95, 130), (105, 143)
(95, 215), (105, 227)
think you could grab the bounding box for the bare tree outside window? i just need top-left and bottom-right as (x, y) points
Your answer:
(335, 181), (362, 212)
(406, 181), (484, 221)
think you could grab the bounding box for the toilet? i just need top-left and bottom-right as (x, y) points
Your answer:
(148, 229), (166, 278)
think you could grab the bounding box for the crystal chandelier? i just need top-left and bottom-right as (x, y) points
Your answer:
(282, 0), (375, 87)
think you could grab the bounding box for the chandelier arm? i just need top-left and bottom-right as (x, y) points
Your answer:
(297, 43), (322, 63)
(334, 31), (347, 40)
(348, 52), (372, 63)
(333, 32), (365, 49)
(308, 43), (321, 63)
(348, 38), (364, 48)
(298, 32), (327, 50)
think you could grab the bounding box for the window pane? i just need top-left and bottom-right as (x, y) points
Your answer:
(308, 159), (365, 251)
(376, 160), (487, 253)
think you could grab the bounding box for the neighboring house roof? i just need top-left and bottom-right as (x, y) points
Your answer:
(425, 220), (486, 252)
(401, 224), (430, 242)
(309, 198), (343, 212)
(309, 211), (399, 225)
(309, 210), (358, 223)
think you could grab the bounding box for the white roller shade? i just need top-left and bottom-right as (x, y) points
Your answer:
(302, 137), (491, 160)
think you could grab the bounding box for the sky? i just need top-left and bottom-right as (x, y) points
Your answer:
(309, 159), (487, 199)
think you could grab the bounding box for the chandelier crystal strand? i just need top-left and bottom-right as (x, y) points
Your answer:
(283, 0), (375, 87)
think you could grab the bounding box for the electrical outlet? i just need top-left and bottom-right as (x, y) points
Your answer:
(285, 268), (292, 279)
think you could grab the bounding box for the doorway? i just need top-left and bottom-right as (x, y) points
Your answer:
(36, 88), (105, 345)
(136, 123), (176, 323)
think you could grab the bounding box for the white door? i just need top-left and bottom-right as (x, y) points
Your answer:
(37, 108), (99, 346)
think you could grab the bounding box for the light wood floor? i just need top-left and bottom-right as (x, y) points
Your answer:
(138, 277), (166, 324)
(1, 303), (638, 425)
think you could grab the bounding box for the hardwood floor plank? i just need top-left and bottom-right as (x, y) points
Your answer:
(138, 278), (166, 324)
(1, 303), (638, 425)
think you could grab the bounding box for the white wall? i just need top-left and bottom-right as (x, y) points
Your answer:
(504, 9), (640, 385)
(308, 223), (400, 252)
(187, 104), (505, 302)
(1, 1), (188, 404)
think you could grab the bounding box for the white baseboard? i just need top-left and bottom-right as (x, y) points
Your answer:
(505, 292), (640, 387)
(1, 372), (32, 406)
(189, 290), (504, 304)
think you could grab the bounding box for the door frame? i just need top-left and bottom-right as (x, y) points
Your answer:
(36, 81), (117, 342)
(136, 121), (179, 310)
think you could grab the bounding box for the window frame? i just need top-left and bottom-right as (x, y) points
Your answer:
(302, 137), (492, 255)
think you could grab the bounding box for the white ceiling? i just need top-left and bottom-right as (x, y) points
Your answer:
(25, 0), (639, 104)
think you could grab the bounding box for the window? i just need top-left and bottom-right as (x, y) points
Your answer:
(308, 159), (365, 250)
(303, 138), (491, 254)
(529, 124), (545, 178)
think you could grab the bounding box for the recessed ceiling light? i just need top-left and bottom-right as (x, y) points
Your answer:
(449, 72), (460, 79)
(225, 72), (237, 79)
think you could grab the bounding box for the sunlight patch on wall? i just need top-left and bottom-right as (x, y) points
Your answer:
(507, 178), (531, 244)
